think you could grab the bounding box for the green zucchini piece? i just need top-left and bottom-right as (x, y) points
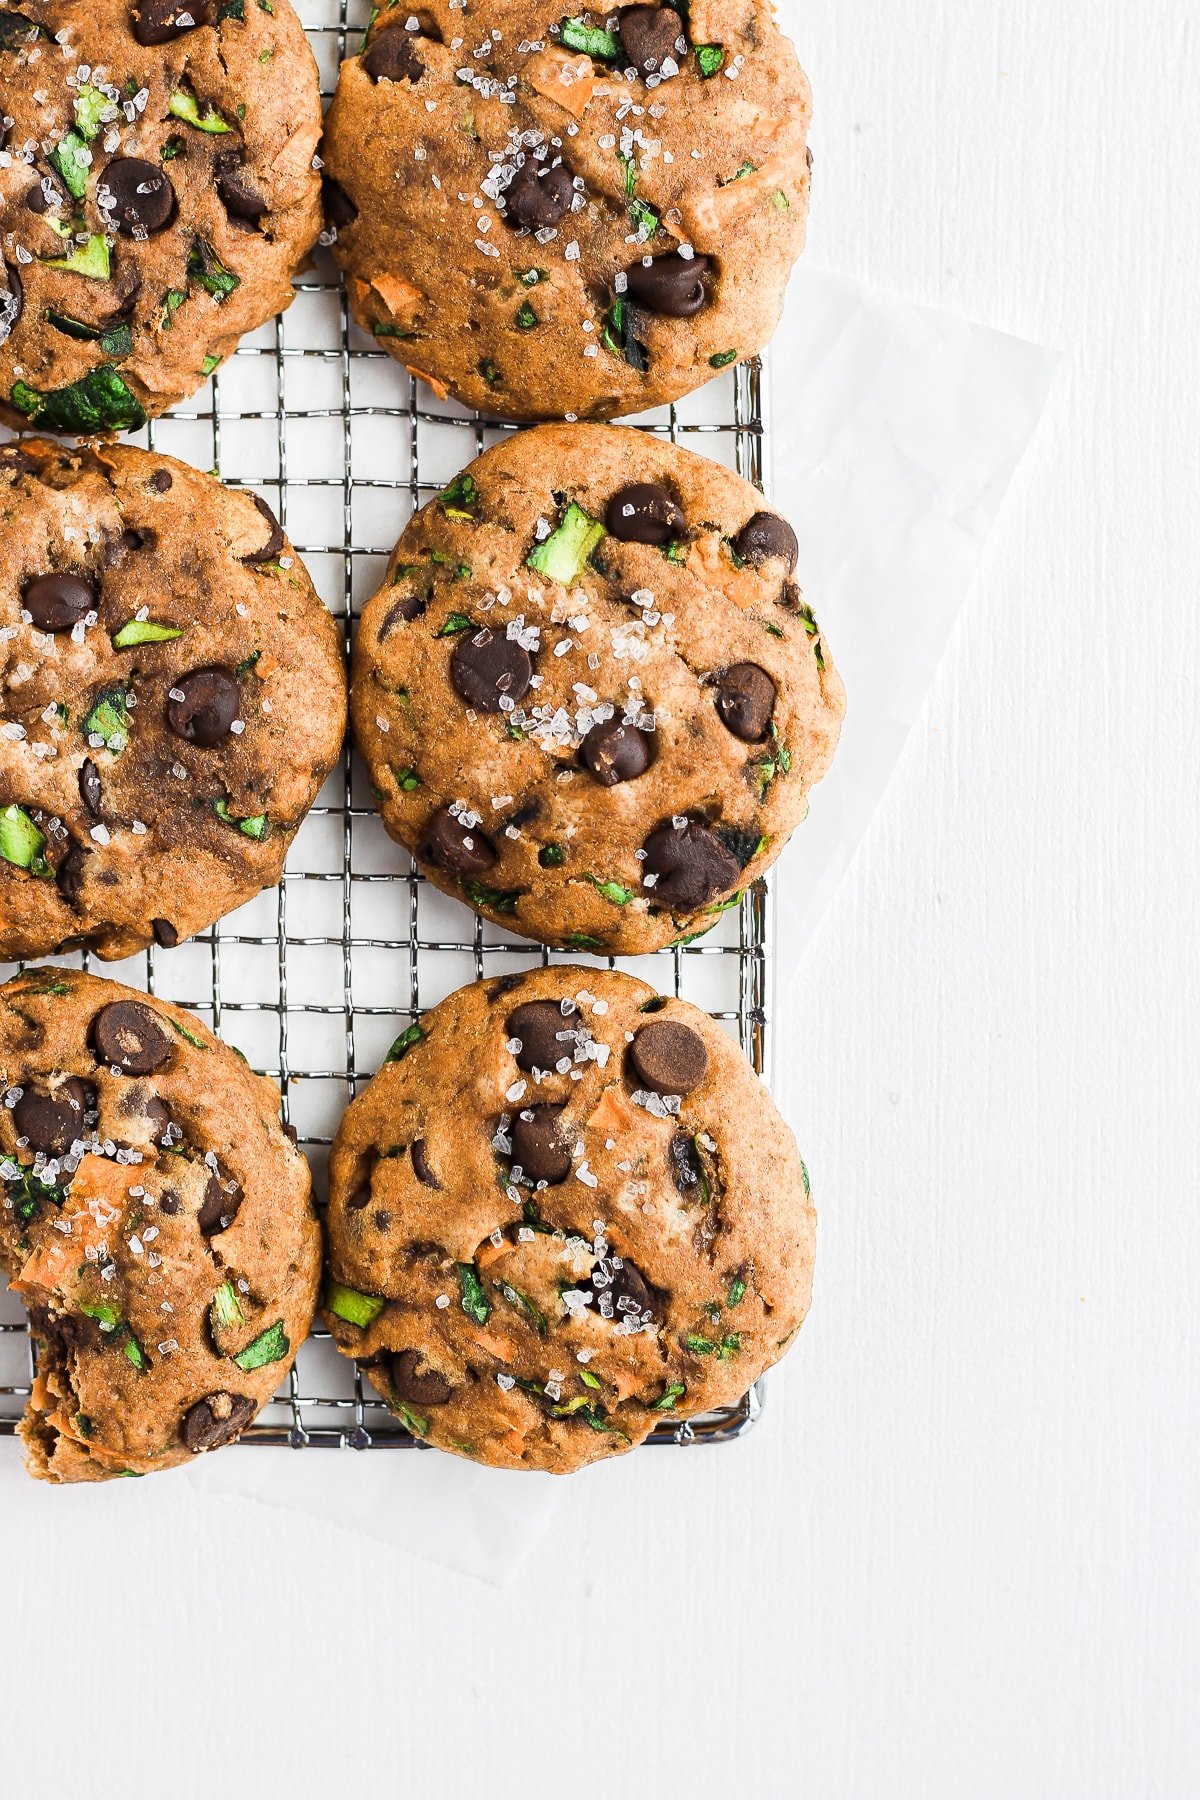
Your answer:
(434, 611), (474, 636)
(457, 1262), (491, 1326)
(233, 1319), (289, 1371)
(696, 43), (724, 76)
(187, 239), (240, 302)
(0, 11), (46, 48)
(168, 87), (232, 133)
(395, 766), (421, 791)
(83, 686), (130, 752)
(323, 1279), (385, 1329)
(39, 232), (112, 281)
(112, 618), (183, 648)
(560, 15), (619, 58)
(600, 295), (649, 373)
(201, 352), (221, 375)
(727, 1277), (746, 1307)
(12, 366), (144, 433)
(515, 299), (539, 330)
(461, 879), (521, 914)
(213, 799), (269, 839)
(385, 1022), (425, 1061)
(49, 130), (91, 200)
(437, 472), (478, 520)
(494, 1279), (548, 1336)
(123, 1334), (149, 1370)
(209, 1281), (245, 1352)
(588, 876), (631, 905)
(0, 805), (51, 876)
(709, 349), (738, 368)
(651, 1381), (687, 1411)
(538, 843), (565, 868)
(398, 1402), (428, 1437)
(525, 501), (606, 586)
(73, 83), (109, 139)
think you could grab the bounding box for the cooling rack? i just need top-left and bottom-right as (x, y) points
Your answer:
(0, 0), (775, 1457)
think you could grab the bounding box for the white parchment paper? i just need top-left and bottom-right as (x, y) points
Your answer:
(200, 266), (1054, 1584)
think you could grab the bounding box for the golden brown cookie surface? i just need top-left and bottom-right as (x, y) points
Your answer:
(0, 438), (347, 961)
(0, 0), (322, 433)
(351, 424), (843, 953)
(0, 968), (320, 1482)
(321, 0), (811, 420)
(321, 966), (816, 1474)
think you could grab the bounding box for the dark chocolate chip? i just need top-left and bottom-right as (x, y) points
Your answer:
(239, 492), (284, 565)
(510, 1103), (571, 1185)
(27, 1304), (105, 1357)
(98, 158), (176, 236)
(13, 1077), (95, 1156)
(55, 841), (88, 907)
(215, 152), (268, 222)
(391, 1348), (451, 1406)
(23, 570), (95, 633)
(23, 177), (61, 215)
(581, 1254), (657, 1320)
(182, 1391), (257, 1453)
(151, 918), (179, 948)
(362, 25), (426, 81)
(617, 4), (683, 73)
(380, 593), (426, 634)
(641, 818), (739, 909)
(732, 510), (798, 572)
(450, 626), (533, 712)
(715, 662), (776, 742)
(418, 807), (497, 876)
(78, 759), (102, 815)
(624, 253), (712, 317)
(197, 1165), (244, 1235)
(579, 717), (653, 786)
(131, 0), (212, 44)
(604, 480), (685, 545)
(140, 1094), (172, 1145)
(0, 259), (22, 342)
(506, 999), (571, 1073)
(410, 1137), (440, 1188)
(148, 468), (172, 493)
(322, 174), (358, 229)
(501, 157), (575, 228)
(668, 1130), (701, 1193)
(346, 1179), (372, 1211)
(165, 666), (240, 745)
(90, 1001), (172, 1074)
(159, 1189), (181, 1215)
(629, 1019), (709, 1095)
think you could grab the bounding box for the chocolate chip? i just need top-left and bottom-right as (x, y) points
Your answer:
(165, 666), (240, 745)
(197, 1165), (244, 1235)
(182, 1391), (257, 1453)
(90, 1001), (172, 1075)
(381, 593), (426, 634)
(391, 1349), (452, 1406)
(151, 918), (179, 948)
(23, 570), (95, 633)
(641, 818), (739, 909)
(148, 468), (172, 493)
(604, 481), (684, 545)
(450, 627), (533, 712)
(410, 1138), (440, 1188)
(510, 1104), (572, 1184)
(624, 253), (712, 317)
(0, 259), (22, 342)
(98, 158), (176, 236)
(581, 1254), (657, 1320)
(215, 152), (268, 223)
(502, 157), (575, 228)
(322, 174), (358, 229)
(239, 492), (284, 566)
(78, 759), (102, 815)
(362, 25), (426, 81)
(418, 807), (497, 876)
(618, 4), (683, 72)
(579, 717), (653, 786)
(159, 1189), (181, 1215)
(131, 0), (211, 44)
(732, 510), (798, 572)
(55, 841), (87, 906)
(715, 662), (776, 742)
(506, 999), (571, 1073)
(629, 1019), (708, 1095)
(140, 1094), (172, 1145)
(27, 1304), (105, 1357)
(668, 1130), (701, 1193)
(346, 1179), (372, 1211)
(13, 1077), (94, 1156)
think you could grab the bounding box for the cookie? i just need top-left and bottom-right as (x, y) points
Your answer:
(351, 423), (843, 954)
(320, 966), (815, 1474)
(0, 0), (322, 435)
(0, 437), (346, 962)
(0, 968), (319, 1481)
(320, 0), (811, 421)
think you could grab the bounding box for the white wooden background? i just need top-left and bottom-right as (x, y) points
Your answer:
(2, 3), (1195, 1794)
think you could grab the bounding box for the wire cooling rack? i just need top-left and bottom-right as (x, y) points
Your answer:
(0, 0), (775, 1457)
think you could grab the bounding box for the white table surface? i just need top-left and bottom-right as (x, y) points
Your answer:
(3, 3), (1194, 1794)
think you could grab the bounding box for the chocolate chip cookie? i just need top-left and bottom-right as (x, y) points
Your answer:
(0, 437), (346, 961)
(0, 968), (319, 1481)
(320, 0), (811, 420)
(321, 966), (815, 1474)
(0, 0), (322, 435)
(351, 424), (843, 953)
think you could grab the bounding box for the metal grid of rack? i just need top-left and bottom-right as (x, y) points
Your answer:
(0, 0), (774, 1455)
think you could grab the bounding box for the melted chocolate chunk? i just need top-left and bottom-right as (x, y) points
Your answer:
(90, 1001), (172, 1074)
(12, 1077), (95, 1156)
(624, 253), (712, 317)
(510, 1103), (572, 1184)
(715, 663), (776, 742)
(165, 666), (240, 746)
(506, 999), (572, 1073)
(579, 717), (653, 785)
(182, 1391), (257, 1452)
(450, 626), (533, 712)
(641, 818), (740, 910)
(604, 481), (685, 544)
(23, 570), (94, 633)
(98, 158), (176, 236)
(502, 157), (575, 227)
(391, 1348), (452, 1406)
(418, 807), (497, 876)
(732, 510), (798, 571)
